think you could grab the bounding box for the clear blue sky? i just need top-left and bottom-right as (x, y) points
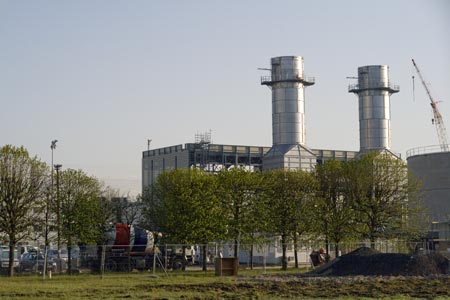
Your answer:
(1, 0), (449, 196)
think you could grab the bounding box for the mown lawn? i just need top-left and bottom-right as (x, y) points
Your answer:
(0, 269), (450, 300)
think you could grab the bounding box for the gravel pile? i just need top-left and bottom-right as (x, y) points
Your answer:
(308, 247), (450, 276)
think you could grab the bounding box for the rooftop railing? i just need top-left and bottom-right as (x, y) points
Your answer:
(406, 144), (450, 158)
(261, 75), (315, 85)
(348, 82), (400, 92)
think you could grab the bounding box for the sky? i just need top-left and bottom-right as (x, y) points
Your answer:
(1, 0), (449, 197)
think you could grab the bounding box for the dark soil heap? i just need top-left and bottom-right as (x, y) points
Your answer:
(309, 247), (450, 276)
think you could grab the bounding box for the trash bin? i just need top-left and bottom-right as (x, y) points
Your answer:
(215, 257), (238, 276)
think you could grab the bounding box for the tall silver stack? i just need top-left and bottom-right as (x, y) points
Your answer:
(349, 65), (399, 153)
(261, 56), (317, 171)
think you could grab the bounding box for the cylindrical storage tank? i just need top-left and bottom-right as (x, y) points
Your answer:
(349, 65), (399, 152)
(269, 56), (310, 145)
(407, 149), (450, 223)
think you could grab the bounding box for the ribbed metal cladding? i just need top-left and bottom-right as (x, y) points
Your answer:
(262, 56), (315, 146)
(349, 65), (399, 152)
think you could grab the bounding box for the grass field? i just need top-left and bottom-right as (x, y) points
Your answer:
(1, 269), (450, 300)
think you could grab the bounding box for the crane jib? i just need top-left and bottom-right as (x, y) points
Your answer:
(411, 59), (449, 151)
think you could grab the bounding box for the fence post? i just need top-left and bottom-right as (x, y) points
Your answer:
(100, 244), (106, 279)
(262, 246), (267, 275)
(42, 245), (47, 280)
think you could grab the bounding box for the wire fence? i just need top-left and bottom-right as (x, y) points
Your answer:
(2, 239), (449, 276)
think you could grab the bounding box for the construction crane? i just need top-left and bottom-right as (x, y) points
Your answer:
(412, 59), (449, 152)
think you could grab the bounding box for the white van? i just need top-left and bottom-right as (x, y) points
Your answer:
(0, 247), (19, 269)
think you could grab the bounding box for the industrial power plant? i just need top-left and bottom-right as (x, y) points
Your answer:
(142, 56), (450, 240)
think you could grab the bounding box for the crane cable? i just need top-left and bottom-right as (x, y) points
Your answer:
(412, 75), (415, 102)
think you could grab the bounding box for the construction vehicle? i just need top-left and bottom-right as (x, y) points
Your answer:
(412, 59), (449, 151)
(100, 223), (187, 272)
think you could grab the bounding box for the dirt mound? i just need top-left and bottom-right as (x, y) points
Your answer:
(308, 247), (450, 276)
(408, 253), (450, 276)
(346, 246), (380, 257)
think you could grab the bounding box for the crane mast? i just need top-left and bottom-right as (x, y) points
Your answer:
(411, 59), (449, 152)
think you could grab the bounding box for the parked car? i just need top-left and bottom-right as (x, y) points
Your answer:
(19, 252), (56, 273)
(48, 247), (79, 261)
(48, 249), (68, 261)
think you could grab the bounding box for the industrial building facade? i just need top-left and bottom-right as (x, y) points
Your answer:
(142, 143), (358, 188)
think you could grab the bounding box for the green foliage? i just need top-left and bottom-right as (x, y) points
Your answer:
(217, 168), (270, 256)
(312, 153), (425, 250)
(58, 169), (104, 245)
(313, 160), (357, 251)
(150, 168), (226, 245)
(401, 171), (428, 239)
(140, 155), (426, 257)
(264, 169), (316, 237)
(263, 169), (316, 269)
(0, 145), (48, 276)
(345, 152), (425, 244)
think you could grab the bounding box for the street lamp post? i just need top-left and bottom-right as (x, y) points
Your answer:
(54, 164), (62, 273)
(49, 140), (57, 243)
(43, 140), (57, 279)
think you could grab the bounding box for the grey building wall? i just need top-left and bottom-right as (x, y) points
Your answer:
(142, 145), (189, 191)
(142, 143), (271, 189)
(262, 144), (317, 171)
(142, 143), (358, 191)
(407, 151), (450, 223)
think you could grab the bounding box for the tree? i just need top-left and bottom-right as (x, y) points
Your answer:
(216, 168), (273, 269)
(287, 171), (316, 268)
(111, 195), (143, 226)
(58, 169), (104, 273)
(101, 186), (120, 223)
(147, 169), (226, 270)
(264, 169), (316, 270)
(140, 185), (162, 233)
(217, 168), (260, 259)
(102, 186), (142, 225)
(238, 171), (272, 270)
(0, 145), (47, 276)
(314, 160), (356, 258)
(345, 152), (425, 247)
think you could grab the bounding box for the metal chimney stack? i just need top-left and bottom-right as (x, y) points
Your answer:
(261, 56), (316, 171)
(349, 65), (399, 153)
